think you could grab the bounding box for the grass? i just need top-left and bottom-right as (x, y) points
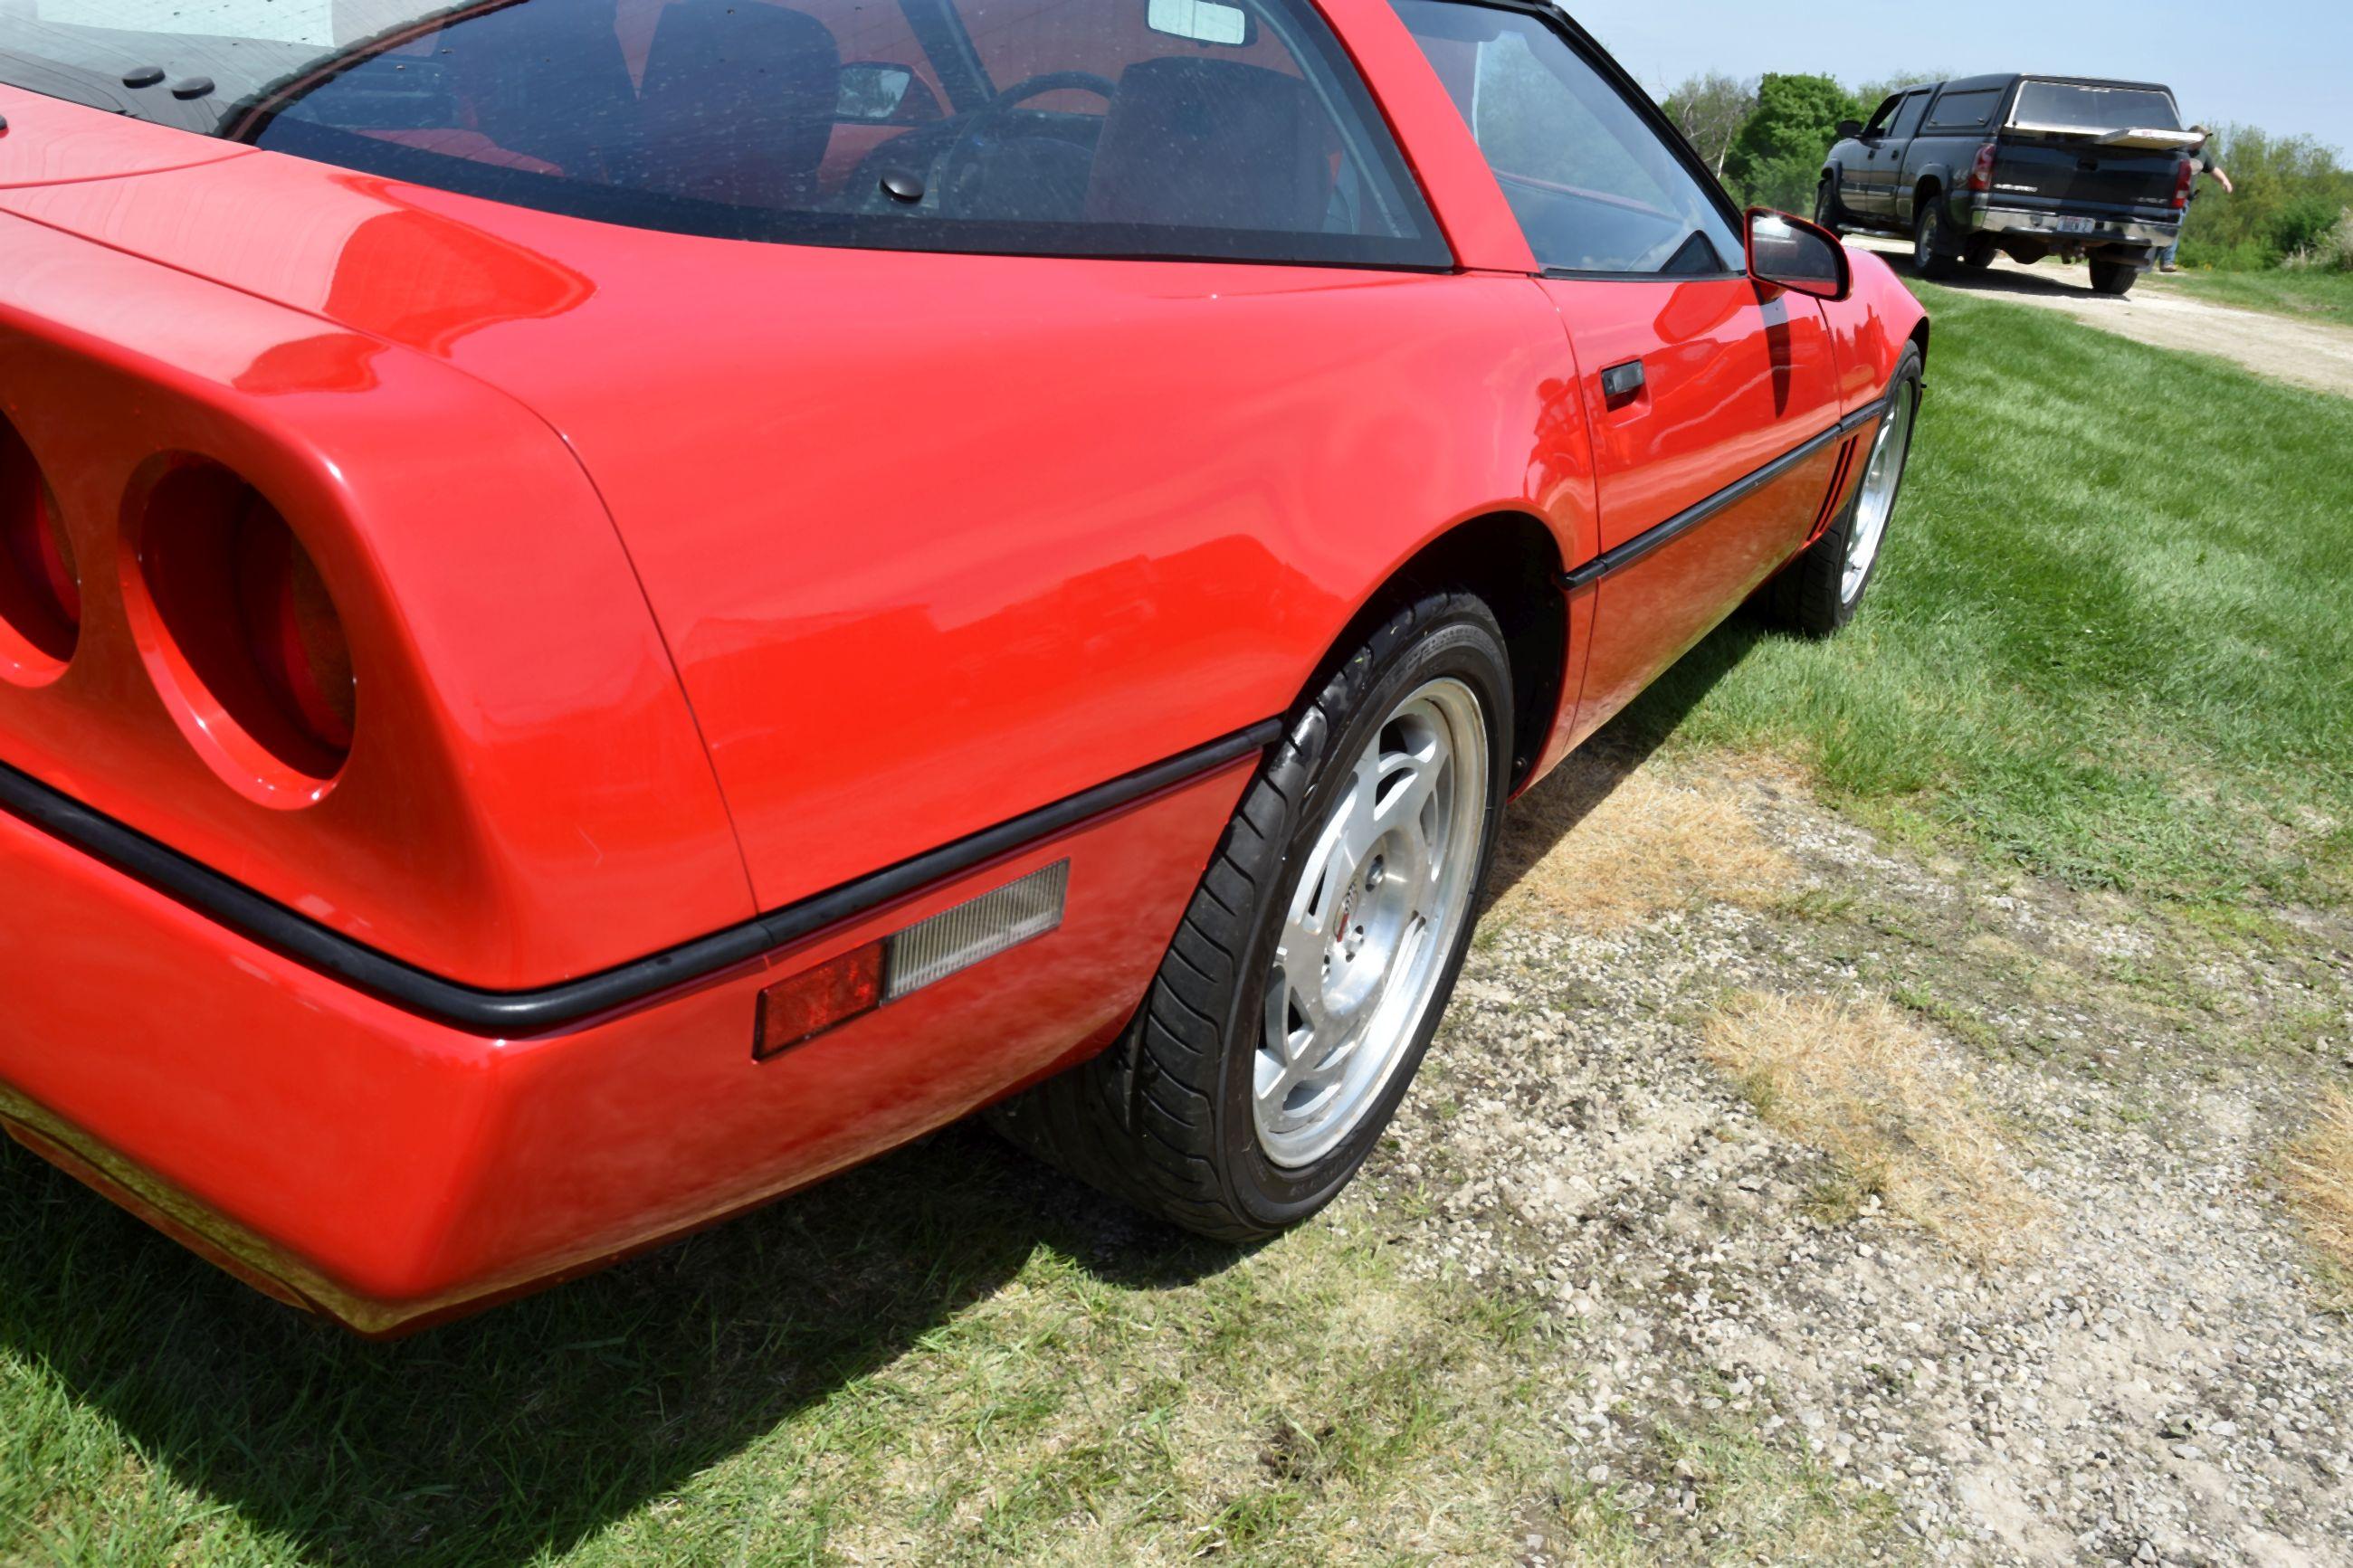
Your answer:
(1628, 280), (2353, 913)
(1703, 992), (2048, 1259)
(2158, 267), (2353, 328)
(2282, 1088), (2353, 1303)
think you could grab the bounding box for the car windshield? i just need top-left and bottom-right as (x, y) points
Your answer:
(2010, 81), (2180, 133)
(0, 0), (1444, 264)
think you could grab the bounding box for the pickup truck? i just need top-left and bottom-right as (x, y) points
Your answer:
(1817, 73), (2196, 296)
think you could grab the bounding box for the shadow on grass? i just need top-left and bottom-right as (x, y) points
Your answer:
(1, 610), (1785, 1567)
(0, 1120), (1237, 1565)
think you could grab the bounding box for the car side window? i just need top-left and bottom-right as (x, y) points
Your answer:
(1862, 94), (1902, 138)
(1924, 88), (1999, 132)
(1391, 0), (1740, 275)
(1888, 91), (1929, 139)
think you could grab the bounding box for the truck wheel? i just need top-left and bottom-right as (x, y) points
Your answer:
(1962, 237), (1998, 271)
(990, 590), (1510, 1240)
(1814, 177), (1844, 235)
(1912, 200), (1957, 280)
(1762, 344), (1922, 637)
(2089, 258), (2139, 296)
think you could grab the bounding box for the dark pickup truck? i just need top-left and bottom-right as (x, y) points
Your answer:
(1817, 74), (2196, 296)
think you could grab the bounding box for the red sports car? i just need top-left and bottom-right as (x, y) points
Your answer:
(0, 0), (1924, 1333)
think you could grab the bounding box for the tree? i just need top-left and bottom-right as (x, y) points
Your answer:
(1661, 72), (1757, 180)
(1722, 72), (1867, 213)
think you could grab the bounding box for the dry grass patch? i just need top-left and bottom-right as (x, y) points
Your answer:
(2282, 1088), (2353, 1300)
(1488, 748), (1795, 932)
(1704, 993), (2048, 1260)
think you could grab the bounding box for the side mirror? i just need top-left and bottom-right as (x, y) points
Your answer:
(835, 62), (928, 124)
(1836, 119), (1864, 141)
(1745, 209), (1852, 301)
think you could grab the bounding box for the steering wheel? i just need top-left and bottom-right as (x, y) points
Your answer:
(936, 71), (1117, 216)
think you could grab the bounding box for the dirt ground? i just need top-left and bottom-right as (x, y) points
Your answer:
(1845, 234), (2353, 399)
(1357, 737), (2353, 1565)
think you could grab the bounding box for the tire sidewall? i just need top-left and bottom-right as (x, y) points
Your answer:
(1824, 345), (1925, 620)
(1211, 606), (1511, 1227)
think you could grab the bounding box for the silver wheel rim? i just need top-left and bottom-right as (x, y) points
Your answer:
(1842, 377), (1917, 604)
(1256, 678), (1487, 1168)
(1915, 214), (1933, 269)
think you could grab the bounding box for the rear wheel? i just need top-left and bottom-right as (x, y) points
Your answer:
(2089, 257), (2139, 296)
(990, 591), (1510, 1240)
(1912, 197), (1957, 280)
(1814, 176), (1844, 235)
(1762, 344), (1922, 637)
(1962, 237), (1998, 271)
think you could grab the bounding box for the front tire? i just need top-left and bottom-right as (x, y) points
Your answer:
(991, 591), (1511, 1240)
(1762, 344), (1923, 637)
(1912, 197), (1958, 280)
(1815, 176), (1845, 235)
(2089, 257), (2139, 296)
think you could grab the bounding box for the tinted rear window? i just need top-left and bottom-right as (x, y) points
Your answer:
(2010, 81), (2180, 132)
(2, 0), (1446, 266)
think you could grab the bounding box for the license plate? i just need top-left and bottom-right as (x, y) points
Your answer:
(2050, 215), (2097, 235)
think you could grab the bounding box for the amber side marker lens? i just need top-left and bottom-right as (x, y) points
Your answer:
(752, 861), (1071, 1060)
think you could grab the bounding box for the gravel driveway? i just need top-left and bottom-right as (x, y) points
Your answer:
(1846, 234), (2353, 400)
(1355, 740), (2353, 1565)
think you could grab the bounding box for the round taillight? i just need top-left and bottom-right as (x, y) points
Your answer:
(236, 510), (357, 755)
(129, 462), (357, 800)
(0, 418), (79, 678)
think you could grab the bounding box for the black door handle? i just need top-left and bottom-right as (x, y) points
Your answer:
(1599, 358), (1645, 404)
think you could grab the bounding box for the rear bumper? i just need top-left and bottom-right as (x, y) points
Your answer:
(0, 751), (1253, 1335)
(1967, 198), (2178, 252)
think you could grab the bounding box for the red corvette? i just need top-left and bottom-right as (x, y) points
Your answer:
(0, 0), (1923, 1332)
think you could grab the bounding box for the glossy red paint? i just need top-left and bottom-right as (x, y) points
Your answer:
(0, 752), (1250, 1333)
(0, 0), (1926, 1326)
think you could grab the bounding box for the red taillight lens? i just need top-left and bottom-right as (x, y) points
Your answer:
(235, 506), (356, 754)
(754, 942), (886, 1060)
(0, 418), (79, 670)
(134, 462), (357, 794)
(1966, 144), (1996, 194)
(2172, 157), (2196, 210)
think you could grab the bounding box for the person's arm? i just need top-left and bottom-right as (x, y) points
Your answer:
(2214, 167), (2234, 195)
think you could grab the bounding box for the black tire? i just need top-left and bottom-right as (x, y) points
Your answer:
(1912, 195), (1958, 280)
(1761, 343), (1923, 637)
(2089, 257), (2139, 296)
(990, 590), (1511, 1241)
(1814, 176), (1844, 236)
(1961, 237), (1998, 271)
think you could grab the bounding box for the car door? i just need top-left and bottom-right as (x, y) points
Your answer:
(1389, 0), (1844, 737)
(1848, 91), (1904, 218)
(1866, 90), (1931, 218)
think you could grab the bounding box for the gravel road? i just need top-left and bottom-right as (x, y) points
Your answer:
(1846, 234), (2353, 400)
(1350, 740), (2353, 1565)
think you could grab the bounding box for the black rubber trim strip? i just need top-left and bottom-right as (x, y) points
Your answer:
(0, 719), (1282, 1036)
(1559, 392), (1895, 591)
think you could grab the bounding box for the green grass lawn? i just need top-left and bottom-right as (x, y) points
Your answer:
(2158, 267), (2353, 328)
(1633, 280), (2353, 911)
(4, 281), (2350, 1566)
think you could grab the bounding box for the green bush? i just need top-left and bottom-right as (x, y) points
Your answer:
(1722, 73), (1866, 212)
(2264, 196), (2343, 264)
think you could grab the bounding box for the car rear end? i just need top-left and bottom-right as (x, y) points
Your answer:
(1967, 78), (2192, 269)
(0, 85), (1258, 1332)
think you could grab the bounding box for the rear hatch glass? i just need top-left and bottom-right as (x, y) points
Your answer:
(2009, 81), (2180, 134)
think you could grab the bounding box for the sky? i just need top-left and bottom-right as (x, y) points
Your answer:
(1565, 0), (2353, 156)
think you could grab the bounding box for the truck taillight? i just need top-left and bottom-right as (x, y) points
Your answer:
(1966, 144), (1996, 194)
(2172, 157), (2195, 210)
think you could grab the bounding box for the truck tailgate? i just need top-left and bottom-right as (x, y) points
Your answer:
(1992, 140), (2181, 215)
